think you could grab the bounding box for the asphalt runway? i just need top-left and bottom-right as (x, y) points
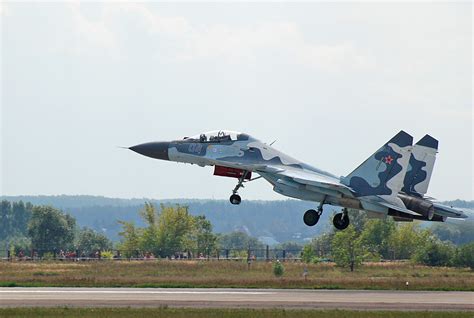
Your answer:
(0, 288), (473, 311)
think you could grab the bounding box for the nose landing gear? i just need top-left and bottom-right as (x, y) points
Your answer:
(228, 171), (261, 205)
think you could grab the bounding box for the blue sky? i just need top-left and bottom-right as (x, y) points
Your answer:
(1, 2), (472, 200)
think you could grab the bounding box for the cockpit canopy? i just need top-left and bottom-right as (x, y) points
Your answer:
(186, 130), (254, 143)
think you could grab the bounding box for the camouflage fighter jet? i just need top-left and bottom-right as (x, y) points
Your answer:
(129, 130), (467, 230)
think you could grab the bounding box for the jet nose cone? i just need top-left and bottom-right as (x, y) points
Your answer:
(129, 141), (170, 161)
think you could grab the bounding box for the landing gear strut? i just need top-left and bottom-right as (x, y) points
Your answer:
(303, 197), (326, 227)
(333, 208), (350, 230)
(229, 171), (261, 205)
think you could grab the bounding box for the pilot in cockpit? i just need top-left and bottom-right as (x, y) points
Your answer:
(200, 134), (207, 142)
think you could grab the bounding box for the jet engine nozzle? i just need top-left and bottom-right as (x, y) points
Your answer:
(399, 193), (435, 220)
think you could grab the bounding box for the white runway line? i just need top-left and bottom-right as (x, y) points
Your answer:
(0, 290), (274, 295)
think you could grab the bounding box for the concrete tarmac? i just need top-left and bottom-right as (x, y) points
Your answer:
(0, 288), (473, 311)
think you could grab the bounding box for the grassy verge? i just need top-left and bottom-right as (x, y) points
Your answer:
(0, 308), (472, 318)
(0, 260), (473, 291)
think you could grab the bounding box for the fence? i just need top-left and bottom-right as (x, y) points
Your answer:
(0, 246), (313, 262)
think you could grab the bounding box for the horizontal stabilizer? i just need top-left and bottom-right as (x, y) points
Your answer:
(433, 202), (468, 219)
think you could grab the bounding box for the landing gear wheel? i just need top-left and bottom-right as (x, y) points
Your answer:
(303, 209), (320, 227)
(333, 212), (350, 230)
(230, 194), (241, 205)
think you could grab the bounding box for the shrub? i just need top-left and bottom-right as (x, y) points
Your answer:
(301, 244), (315, 263)
(412, 238), (455, 267)
(101, 251), (114, 260)
(42, 252), (55, 261)
(273, 260), (284, 277)
(310, 256), (320, 264)
(331, 225), (365, 271)
(455, 242), (474, 270)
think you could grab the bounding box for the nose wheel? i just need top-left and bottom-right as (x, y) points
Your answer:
(333, 209), (350, 230)
(230, 194), (242, 205)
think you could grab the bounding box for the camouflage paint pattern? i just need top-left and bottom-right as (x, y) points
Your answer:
(129, 130), (466, 220)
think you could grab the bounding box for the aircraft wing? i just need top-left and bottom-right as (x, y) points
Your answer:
(258, 165), (426, 217)
(259, 166), (356, 197)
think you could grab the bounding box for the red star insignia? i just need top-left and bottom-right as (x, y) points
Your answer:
(384, 155), (393, 165)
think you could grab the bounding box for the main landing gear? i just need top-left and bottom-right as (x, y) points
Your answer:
(303, 202), (351, 230)
(333, 208), (350, 230)
(303, 198), (325, 227)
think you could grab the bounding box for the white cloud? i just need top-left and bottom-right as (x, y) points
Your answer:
(0, 2), (11, 16)
(69, 3), (373, 71)
(67, 2), (118, 57)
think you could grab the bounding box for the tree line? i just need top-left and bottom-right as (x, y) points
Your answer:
(1, 200), (473, 270)
(301, 210), (474, 271)
(0, 200), (263, 258)
(1, 200), (112, 255)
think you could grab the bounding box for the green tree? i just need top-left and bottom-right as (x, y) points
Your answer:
(27, 205), (76, 252)
(117, 220), (141, 258)
(347, 209), (368, 233)
(309, 232), (334, 258)
(76, 227), (113, 252)
(301, 244), (316, 263)
(412, 238), (456, 267)
(11, 201), (33, 237)
(455, 242), (474, 270)
(218, 231), (264, 250)
(117, 203), (218, 258)
(0, 200), (33, 242)
(360, 218), (395, 259)
(189, 215), (217, 257)
(156, 204), (194, 257)
(388, 223), (431, 259)
(138, 203), (161, 256)
(331, 225), (365, 271)
(431, 221), (474, 246)
(0, 201), (12, 241)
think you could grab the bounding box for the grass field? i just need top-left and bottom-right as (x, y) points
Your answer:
(0, 260), (473, 290)
(0, 308), (472, 318)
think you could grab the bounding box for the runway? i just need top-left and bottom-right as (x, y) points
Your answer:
(0, 288), (473, 310)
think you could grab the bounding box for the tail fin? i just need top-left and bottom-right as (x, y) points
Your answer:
(342, 131), (413, 197)
(402, 135), (438, 197)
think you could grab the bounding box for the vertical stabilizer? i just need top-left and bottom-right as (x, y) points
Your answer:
(402, 135), (438, 197)
(342, 131), (413, 198)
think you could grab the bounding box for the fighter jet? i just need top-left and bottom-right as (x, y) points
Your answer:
(129, 130), (467, 230)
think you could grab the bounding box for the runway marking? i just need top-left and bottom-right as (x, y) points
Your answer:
(0, 290), (274, 295)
